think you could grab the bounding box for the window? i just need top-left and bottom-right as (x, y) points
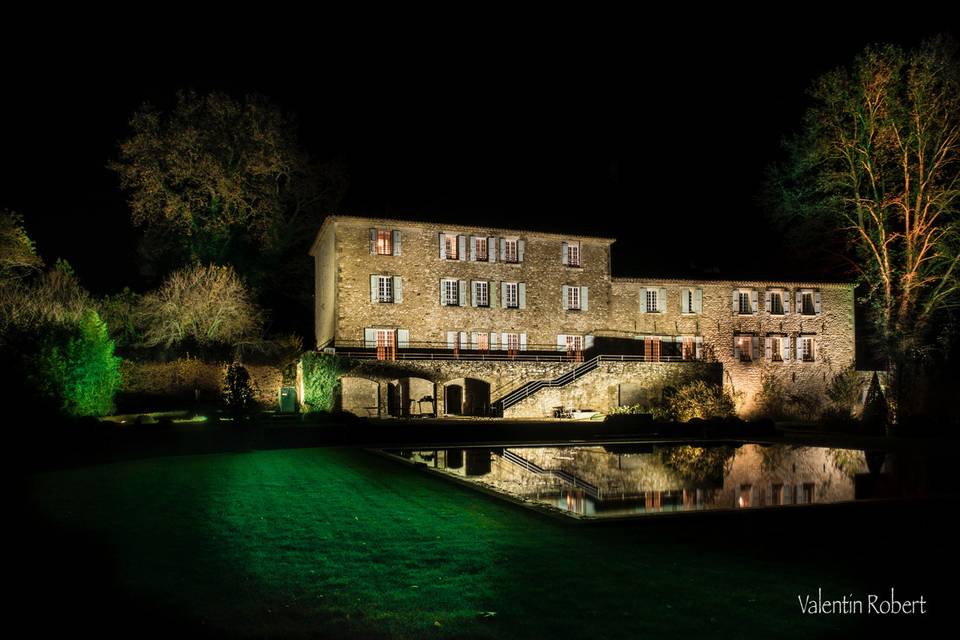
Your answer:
(503, 239), (519, 263)
(504, 282), (519, 308)
(686, 289), (694, 313)
(643, 336), (661, 362)
(377, 276), (394, 303)
(375, 230), (393, 255)
(476, 332), (490, 352)
(769, 291), (784, 315)
(443, 279), (460, 306)
(771, 483), (784, 505)
(645, 289), (659, 313)
(376, 329), (395, 361)
(802, 292), (815, 315)
(771, 336), (783, 362)
(445, 234), (458, 260)
(565, 335), (583, 362)
(736, 336), (754, 362)
(475, 237), (488, 261)
(505, 332), (520, 354)
(799, 337), (815, 362)
(681, 288), (702, 314)
(738, 292), (752, 314)
(567, 286), (581, 310)
(474, 281), (489, 307)
(681, 336), (696, 361)
(566, 242), (581, 267)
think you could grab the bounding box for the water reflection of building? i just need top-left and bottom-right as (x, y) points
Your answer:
(404, 444), (867, 517)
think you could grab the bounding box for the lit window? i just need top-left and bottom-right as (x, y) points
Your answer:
(799, 337), (815, 362)
(445, 235), (458, 260)
(645, 289), (659, 313)
(770, 291), (784, 315)
(567, 242), (581, 267)
(771, 336), (783, 362)
(681, 336), (696, 361)
(377, 276), (394, 303)
(802, 292), (816, 315)
(567, 286), (580, 310)
(375, 329), (395, 361)
(737, 336), (753, 362)
(474, 281), (489, 307)
(738, 291), (752, 314)
(444, 280), (459, 305)
(503, 239), (519, 263)
(505, 282), (519, 308)
(475, 237), (488, 261)
(476, 332), (490, 352)
(506, 333), (520, 352)
(771, 483), (784, 505)
(376, 230), (393, 255)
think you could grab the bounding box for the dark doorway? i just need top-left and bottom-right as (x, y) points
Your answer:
(445, 385), (463, 415)
(387, 382), (400, 417)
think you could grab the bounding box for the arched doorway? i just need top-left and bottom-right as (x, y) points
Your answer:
(445, 384), (463, 415)
(443, 378), (492, 416)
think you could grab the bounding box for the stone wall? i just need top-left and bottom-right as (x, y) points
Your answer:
(121, 358), (284, 409)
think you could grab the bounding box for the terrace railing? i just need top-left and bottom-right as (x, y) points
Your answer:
(497, 449), (600, 499)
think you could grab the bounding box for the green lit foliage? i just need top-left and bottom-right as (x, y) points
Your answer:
(658, 446), (735, 484)
(110, 90), (346, 290)
(34, 309), (123, 416)
(0, 209), (43, 283)
(222, 362), (257, 417)
(829, 448), (867, 478)
(665, 381), (736, 422)
(301, 352), (343, 412)
(139, 264), (263, 349)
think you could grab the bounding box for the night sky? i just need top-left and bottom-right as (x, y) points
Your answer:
(5, 19), (958, 294)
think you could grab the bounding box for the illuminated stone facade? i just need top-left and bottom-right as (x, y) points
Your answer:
(310, 216), (856, 416)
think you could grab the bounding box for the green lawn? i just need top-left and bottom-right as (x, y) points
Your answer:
(24, 448), (924, 638)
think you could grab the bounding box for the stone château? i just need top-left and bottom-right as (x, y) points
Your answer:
(309, 215), (855, 418)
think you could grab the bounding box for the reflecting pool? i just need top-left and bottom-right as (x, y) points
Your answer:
(386, 443), (920, 518)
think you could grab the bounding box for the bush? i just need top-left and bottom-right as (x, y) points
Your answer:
(300, 352), (343, 412)
(665, 381), (736, 422)
(222, 362), (258, 417)
(825, 366), (863, 419)
(33, 309), (123, 417)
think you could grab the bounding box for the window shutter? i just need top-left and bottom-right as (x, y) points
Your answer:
(490, 332), (498, 350)
(585, 334), (595, 350)
(393, 230), (402, 255)
(751, 290), (758, 314)
(499, 238), (506, 260)
(813, 337), (820, 361)
(370, 275), (379, 303)
(795, 291), (802, 314)
(732, 290), (739, 311)
(439, 279), (446, 306)
(561, 242), (568, 265)
(500, 333), (508, 350)
(439, 233), (446, 259)
(469, 237), (477, 262)
(733, 336), (739, 359)
(489, 280), (498, 307)
(369, 228), (377, 254)
(694, 289), (702, 314)
(488, 237), (497, 262)
(364, 328), (378, 348)
(780, 337), (789, 361)
(640, 287), (648, 313)
(393, 276), (403, 303)
(459, 331), (468, 348)
(458, 235), (466, 261)
(561, 285), (569, 310)
(765, 337), (772, 361)
(752, 336), (759, 359)
(518, 240), (525, 262)
(458, 280), (467, 306)
(764, 290), (771, 313)
(501, 282), (508, 308)
(396, 329), (409, 348)
(681, 288), (690, 314)
(470, 281), (478, 307)
(471, 332), (478, 349)
(519, 333), (527, 351)
(581, 286), (588, 311)
(695, 336), (703, 360)
(815, 291), (822, 314)
(518, 283), (526, 309)
(658, 288), (667, 313)
(557, 335), (567, 352)
(446, 331), (456, 350)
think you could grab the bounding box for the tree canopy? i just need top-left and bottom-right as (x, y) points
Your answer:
(110, 91), (346, 288)
(0, 209), (43, 283)
(766, 36), (960, 359)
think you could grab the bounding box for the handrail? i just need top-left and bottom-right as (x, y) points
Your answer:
(497, 449), (600, 499)
(496, 355), (603, 411)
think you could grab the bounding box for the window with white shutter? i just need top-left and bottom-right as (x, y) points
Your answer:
(473, 281), (489, 307)
(504, 282), (519, 308)
(801, 291), (816, 315)
(567, 285), (581, 310)
(377, 275), (393, 303)
(503, 239), (519, 263)
(769, 290), (785, 315)
(645, 289), (659, 313)
(442, 279), (459, 306)
(566, 241), (581, 267)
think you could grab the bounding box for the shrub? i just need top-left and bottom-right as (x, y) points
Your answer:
(300, 352), (343, 412)
(33, 309), (123, 416)
(825, 366), (863, 419)
(665, 381), (736, 422)
(222, 362), (257, 416)
(658, 445), (735, 483)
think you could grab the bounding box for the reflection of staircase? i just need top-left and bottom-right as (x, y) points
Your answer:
(494, 356), (601, 413)
(496, 449), (600, 499)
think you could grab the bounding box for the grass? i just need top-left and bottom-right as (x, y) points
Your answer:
(22, 447), (946, 638)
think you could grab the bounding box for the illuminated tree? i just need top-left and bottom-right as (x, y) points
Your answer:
(766, 37), (960, 415)
(110, 91), (346, 288)
(0, 209), (43, 283)
(139, 264), (262, 349)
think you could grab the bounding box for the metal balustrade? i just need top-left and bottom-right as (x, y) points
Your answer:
(497, 449), (600, 499)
